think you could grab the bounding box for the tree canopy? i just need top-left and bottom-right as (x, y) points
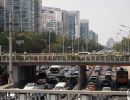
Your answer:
(0, 32), (103, 53)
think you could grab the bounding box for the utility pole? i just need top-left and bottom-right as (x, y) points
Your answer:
(0, 45), (1, 55)
(128, 30), (130, 54)
(8, 3), (14, 84)
(49, 32), (50, 54)
(63, 32), (65, 54)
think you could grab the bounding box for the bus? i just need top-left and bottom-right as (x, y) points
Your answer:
(76, 52), (91, 55)
(116, 67), (128, 86)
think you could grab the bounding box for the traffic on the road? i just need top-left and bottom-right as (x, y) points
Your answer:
(3, 64), (130, 100)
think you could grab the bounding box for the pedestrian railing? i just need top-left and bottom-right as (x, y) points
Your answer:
(0, 89), (129, 100)
(1, 53), (130, 62)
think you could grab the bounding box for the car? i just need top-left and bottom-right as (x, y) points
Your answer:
(106, 71), (111, 75)
(24, 83), (38, 90)
(72, 71), (79, 76)
(53, 82), (66, 90)
(64, 69), (75, 77)
(119, 86), (128, 91)
(107, 66), (112, 71)
(102, 79), (111, 87)
(105, 74), (112, 81)
(47, 76), (58, 88)
(95, 66), (101, 73)
(102, 87), (111, 91)
(53, 82), (67, 98)
(87, 82), (96, 91)
(89, 76), (98, 83)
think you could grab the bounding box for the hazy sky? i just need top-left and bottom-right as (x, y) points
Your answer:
(43, 0), (130, 45)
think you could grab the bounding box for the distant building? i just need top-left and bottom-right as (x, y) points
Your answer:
(42, 7), (63, 35)
(106, 38), (115, 48)
(34, 0), (43, 33)
(68, 11), (80, 39)
(62, 10), (69, 36)
(42, 7), (80, 38)
(0, 0), (42, 33)
(80, 20), (89, 38)
(89, 30), (98, 44)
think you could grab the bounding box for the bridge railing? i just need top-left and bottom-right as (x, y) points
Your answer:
(0, 89), (128, 100)
(1, 53), (130, 62)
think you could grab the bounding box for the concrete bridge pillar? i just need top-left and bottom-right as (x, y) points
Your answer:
(79, 65), (87, 89)
(7, 65), (37, 83)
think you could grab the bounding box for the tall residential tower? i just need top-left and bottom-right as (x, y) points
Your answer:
(68, 11), (80, 39)
(42, 7), (63, 35)
(80, 19), (89, 38)
(0, 0), (42, 33)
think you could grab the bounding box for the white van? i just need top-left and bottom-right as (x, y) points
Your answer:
(53, 82), (66, 90)
(50, 65), (62, 76)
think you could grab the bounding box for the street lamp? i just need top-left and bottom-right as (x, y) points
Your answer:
(48, 31), (50, 54)
(0, 45), (1, 55)
(8, 1), (14, 84)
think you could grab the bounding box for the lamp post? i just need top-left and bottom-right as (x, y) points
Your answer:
(72, 34), (74, 54)
(49, 31), (50, 54)
(63, 32), (65, 54)
(57, 24), (65, 54)
(0, 45), (1, 55)
(8, 0), (14, 84)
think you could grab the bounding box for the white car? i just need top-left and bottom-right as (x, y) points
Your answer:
(24, 83), (38, 90)
(102, 87), (111, 91)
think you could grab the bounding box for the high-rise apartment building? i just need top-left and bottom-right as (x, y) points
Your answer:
(68, 11), (80, 39)
(106, 38), (115, 48)
(34, 0), (42, 33)
(0, 0), (42, 33)
(0, 0), (6, 32)
(42, 7), (63, 35)
(80, 19), (89, 38)
(89, 30), (98, 44)
(62, 10), (69, 36)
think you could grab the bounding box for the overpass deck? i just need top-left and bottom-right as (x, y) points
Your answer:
(0, 53), (130, 66)
(1, 53), (130, 66)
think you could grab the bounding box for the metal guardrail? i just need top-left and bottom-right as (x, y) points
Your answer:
(0, 89), (128, 100)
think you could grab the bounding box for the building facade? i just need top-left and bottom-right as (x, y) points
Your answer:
(62, 10), (69, 36)
(106, 38), (115, 48)
(42, 7), (63, 35)
(68, 11), (80, 39)
(0, 0), (6, 32)
(0, 0), (42, 33)
(89, 30), (98, 44)
(80, 19), (89, 38)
